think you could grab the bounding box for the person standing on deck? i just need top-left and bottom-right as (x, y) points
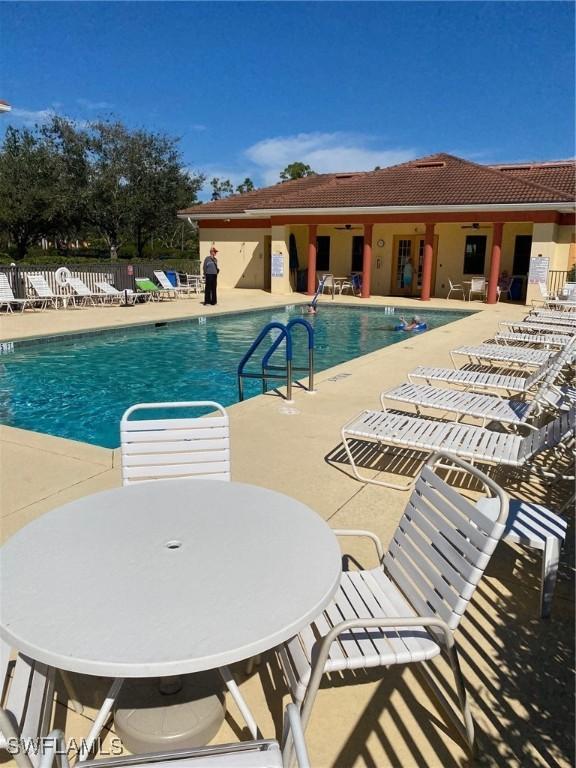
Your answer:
(203, 245), (219, 305)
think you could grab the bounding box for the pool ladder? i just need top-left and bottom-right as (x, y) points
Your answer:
(237, 319), (315, 402)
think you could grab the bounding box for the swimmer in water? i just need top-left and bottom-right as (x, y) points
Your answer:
(306, 304), (317, 314)
(400, 315), (423, 331)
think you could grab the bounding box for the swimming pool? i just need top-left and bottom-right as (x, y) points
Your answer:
(0, 305), (472, 447)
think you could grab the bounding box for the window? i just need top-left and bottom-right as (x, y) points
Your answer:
(316, 236), (331, 271)
(463, 236), (486, 274)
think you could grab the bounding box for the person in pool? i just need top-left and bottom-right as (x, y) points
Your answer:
(399, 315), (424, 331)
(306, 304), (317, 314)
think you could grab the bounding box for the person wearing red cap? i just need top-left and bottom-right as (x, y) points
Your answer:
(203, 245), (219, 305)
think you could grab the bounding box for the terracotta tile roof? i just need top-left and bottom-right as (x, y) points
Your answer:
(180, 153), (575, 217)
(489, 161), (575, 199)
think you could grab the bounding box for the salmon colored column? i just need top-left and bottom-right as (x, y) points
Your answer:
(420, 222), (435, 301)
(307, 224), (317, 295)
(487, 223), (503, 304)
(361, 223), (373, 298)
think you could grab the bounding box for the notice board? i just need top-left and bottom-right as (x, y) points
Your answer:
(528, 255), (550, 285)
(271, 252), (284, 278)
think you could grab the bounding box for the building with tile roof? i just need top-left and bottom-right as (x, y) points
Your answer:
(179, 153), (575, 304)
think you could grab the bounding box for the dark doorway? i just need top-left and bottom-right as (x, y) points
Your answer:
(513, 235), (532, 275)
(352, 236), (364, 272)
(316, 236), (331, 271)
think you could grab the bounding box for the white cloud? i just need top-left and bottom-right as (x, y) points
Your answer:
(7, 107), (55, 126)
(77, 98), (113, 111)
(245, 132), (417, 185)
(191, 123), (207, 132)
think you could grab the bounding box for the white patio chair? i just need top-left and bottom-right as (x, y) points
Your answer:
(339, 406), (575, 489)
(120, 401), (260, 741)
(447, 278), (465, 300)
(528, 308), (576, 323)
(0, 645), (56, 767)
(0, 273), (40, 312)
(25, 274), (66, 309)
(318, 274), (335, 294)
(120, 401), (231, 484)
(278, 452), (508, 755)
(467, 277), (486, 301)
(1, 703), (310, 768)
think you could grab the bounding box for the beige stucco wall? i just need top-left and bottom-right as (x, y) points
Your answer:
(200, 219), (571, 301)
(200, 228), (270, 289)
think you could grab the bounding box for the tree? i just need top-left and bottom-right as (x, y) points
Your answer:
(210, 177), (234, 201)
(236, 177), (255, 194)
(84, 121), (204, 259)
(0, 124), (81, 259)
(279, 162), (315, 181)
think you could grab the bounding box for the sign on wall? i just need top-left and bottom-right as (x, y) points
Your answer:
(271, 252), (284, 278)
(527, 254), (550, 285)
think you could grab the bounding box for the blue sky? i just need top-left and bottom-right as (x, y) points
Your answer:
(1, 1), (574, 196)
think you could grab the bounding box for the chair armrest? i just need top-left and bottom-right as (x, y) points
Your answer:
(332, 529), (385, 560)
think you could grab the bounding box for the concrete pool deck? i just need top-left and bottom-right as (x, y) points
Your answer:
(0, 291), (574, 767)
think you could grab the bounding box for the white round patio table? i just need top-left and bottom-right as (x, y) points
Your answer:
(0, 480), (342, 750)
(0, 479), (341, 675)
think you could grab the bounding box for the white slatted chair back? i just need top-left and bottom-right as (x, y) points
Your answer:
(0, 642), (55, 764)
(26, 274), (57, 298)
(383, 455), (508, 631)
(121, 401), (231, 485)
(470, 277), (486, 293)
(0, 273), (17, 300)
(518, 407), (575, 462)
(95, 281), (121, 295)
(67, 277), (92, 296)
(153, 271), (176, 290)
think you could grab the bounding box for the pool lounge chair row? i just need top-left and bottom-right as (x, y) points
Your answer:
(0, 270), (203, 311)
(339, 313), (575, 491)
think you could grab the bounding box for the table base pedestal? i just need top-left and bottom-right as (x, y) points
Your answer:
(114, 671), (225, 754)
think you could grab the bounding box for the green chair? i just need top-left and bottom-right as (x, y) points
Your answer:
(134, 277), (174, 301)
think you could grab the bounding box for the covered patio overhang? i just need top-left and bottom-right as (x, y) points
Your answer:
(190, 204), (574, 304)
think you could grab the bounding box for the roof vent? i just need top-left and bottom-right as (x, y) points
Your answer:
(334, 174), (355, 179)
(413, 161), (446, 169)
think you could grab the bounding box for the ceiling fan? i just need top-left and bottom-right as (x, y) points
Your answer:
(334, 224), (362, 230)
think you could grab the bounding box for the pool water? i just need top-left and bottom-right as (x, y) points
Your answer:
(0, 305), (471, 447)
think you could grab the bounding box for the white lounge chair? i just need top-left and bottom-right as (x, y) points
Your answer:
(278, 452), (508, 755)
(447, 278), (465, 299)
(25, 274), (66, 309)
(153, 270), (196, 297)
(95, 281), (151, 305)
(66, 277), (107, 306)
(1, 703), (310, 768)
(528, 308), (576, 324)
(500, 320), (576, 335)
(381, 376), (567, 430)
(408, 344), (571, 396)
(0, 273), (40, 312)
(494, 331), (573, 348)
(339, 406), (575, 489)
(450, 343), (555, 368)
